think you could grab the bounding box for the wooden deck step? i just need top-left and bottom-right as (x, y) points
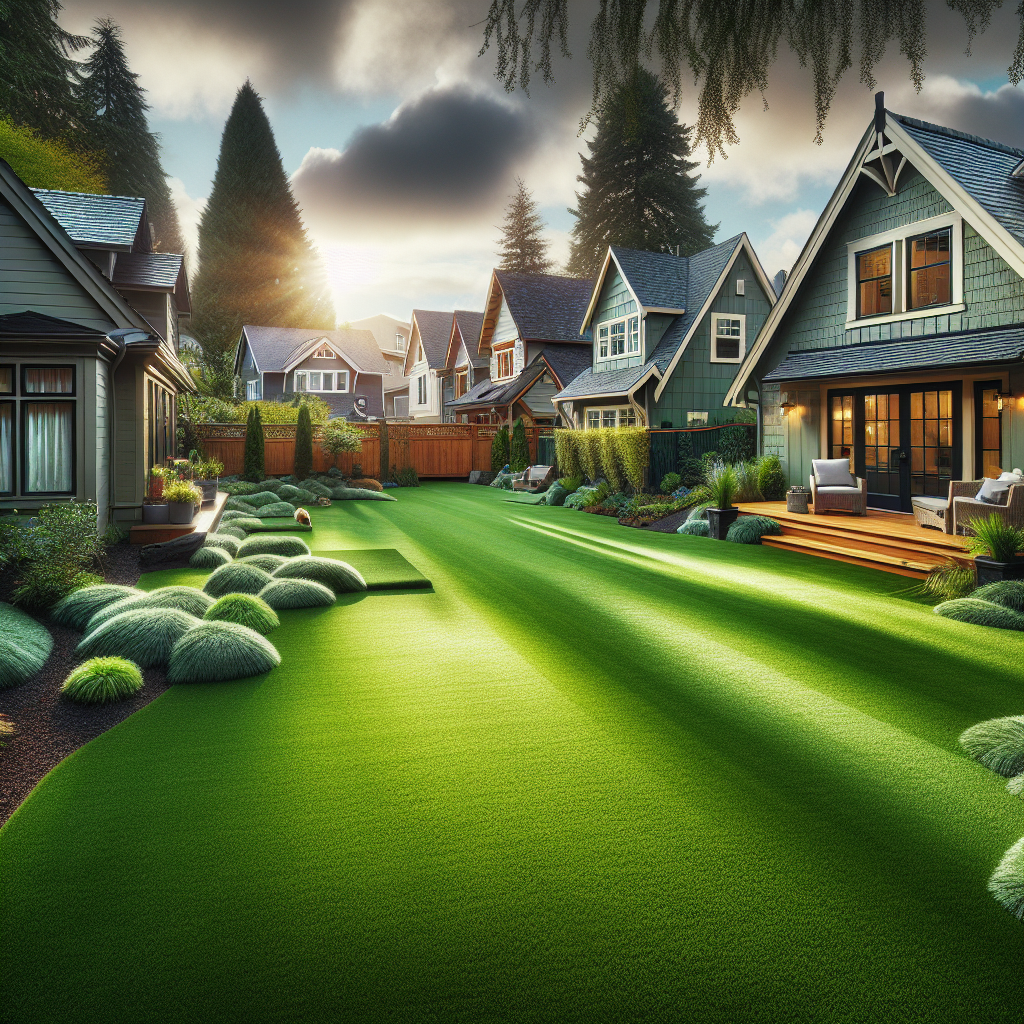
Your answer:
(760, 534), (937, 578)
(767, 520), (970, 563)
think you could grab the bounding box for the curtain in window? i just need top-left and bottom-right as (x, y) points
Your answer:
(26, 402), (72, 491)
(0, 404), (12, 492)
(25, 368), (73, 393)
(0, 368), (13, 394)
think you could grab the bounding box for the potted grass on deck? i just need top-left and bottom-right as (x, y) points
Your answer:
(966, 513), (1024, 585)
(705, 462), (739, 540)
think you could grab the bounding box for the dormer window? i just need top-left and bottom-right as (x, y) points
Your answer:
(395, 334), (405, 352)
(312, 343), (334, 358)
(495, 347), (514, 379)
(596, 315), (639, 361)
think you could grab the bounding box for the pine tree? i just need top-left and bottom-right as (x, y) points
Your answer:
(77, 19), (185, 254)
(491, 424), (510, 472)
(510, 417), (530, 472)
(566, 68), (717, 280)
(496, 177), (552, 274)
(0, 0), (89, 139)
(243, 405), (265, 482)
(192, 81), (335, 360)
(294, 403), (313, 481)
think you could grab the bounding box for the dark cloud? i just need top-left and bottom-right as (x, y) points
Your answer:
(901, 81), (1024, 149)
(292, 86), (538, 232)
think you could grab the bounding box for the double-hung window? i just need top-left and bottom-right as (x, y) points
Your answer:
(856, 245), (893, 318)
(495, 348), (514, 379)
(907, 229), (951, 310)
(710, 313), (746, 363)
(597, 316), (640, 361)
(22, 366), (75, 494)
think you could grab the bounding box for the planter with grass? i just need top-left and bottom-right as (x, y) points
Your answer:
(193, 459), (224, 505)
(965, 514), (1024, 585)
(141, 500), (169, 524)
(163, 479), (203, 525)
(705, 462), (739, 540)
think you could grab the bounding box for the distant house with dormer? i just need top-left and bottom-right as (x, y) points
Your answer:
(553, 236), (775, 430)
(439, 309), (487, 422)
(404, 309), (454, 422)
(349, 312), (411, 417)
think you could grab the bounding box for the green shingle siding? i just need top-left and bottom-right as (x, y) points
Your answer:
(592, 267), (642, 372)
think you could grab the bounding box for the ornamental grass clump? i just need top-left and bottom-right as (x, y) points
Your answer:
(203, 593), (279, 635)
(958, 716), (1024, 778)
(203, 534), (241, 556)
(254, 501), (297, 517)
(189, 546), (232, 569)
(933, 598), (1024, 631)
(236, 534), (311, 559)
(988, 838), (1024, 920)
(85, 594), (149, 631)
(167, 621), (281, 683)
(726, 515), (782, 544)
(923, 559), (977, 602)
(706, 461), (738, 509)
(78, 607), (198, 668)
(51, 584), (141, 631)
(677, 519), (710, 537)
(0, 602), (53, 688)
(734, 461), (763, 502)
(224, 497), (258, 514)
(272, 555), (366, 594)
(973, 580), (1024, 613)
(237, 553), (289, 572)
(61, 657), (143, 704)
(259, 578), (336, 610)
(967, 514), (1024, 563)
(203, 562), (275, 598)
(143, 587), (216, 617)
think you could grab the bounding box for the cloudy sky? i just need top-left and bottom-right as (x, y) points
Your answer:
(59, 0), (1024, 324)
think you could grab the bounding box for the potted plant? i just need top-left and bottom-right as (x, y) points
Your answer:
(966, 513), (1024, 585)
(163, 479), (202, 525)
(193, 458), (224, 505)
(705, 461), (739, 540)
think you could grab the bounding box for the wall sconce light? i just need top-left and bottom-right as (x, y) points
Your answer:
(996, 390), (1013, 411)
(780, 392), (796, 414)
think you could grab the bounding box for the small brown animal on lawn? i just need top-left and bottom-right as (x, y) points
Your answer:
(316, 496), (332, 506)
(294, 507), (311, 526)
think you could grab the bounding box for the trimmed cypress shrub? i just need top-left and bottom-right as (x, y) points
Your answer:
(298, 478), (331, 497)
(204, 593), (279, 635)
(272, 555), (366, 593)
(259, 578), (336, 610)
(491, 424), (510, 472)
(86, 594), (150, 632)
(204, 534), (241, 556)
(237, 553), (289, 572)
(757, 454), (788, 501)
(580, 429), (602, 482)
(190, 546), (233, 569)
(510, 417), (529, 473)
(0, 602), (54, 688)
(959, 716), (1024, 777)
(598, 428), (626, 491)
(167, 621), (281, 683)
(224, 497), (258, 514)
(294, 404), (314, 481)
(61, 657), (143, 704)
(236, 534), (311, 558)
(988, 838), (1024, 920)
(726, 515), (782, 544)
(254, 501), (298, 517)
(934, 598), (1024, 631)
(973, 580), (1024, 614)
(614, 427), (650, 491)
(143, 587), (216, 618)
(78, 607), (198, 668)
(677, 519), (710, 537)
(52, 584), (142, 631)
(203, 562), (275, 598)
(243, 405), (265, 482)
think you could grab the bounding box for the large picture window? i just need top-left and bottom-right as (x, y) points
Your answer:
(23, 401), (73, 493)
(596, 316), (640, 361)
(584, 406), (637, 428)
(907, 229), (951, 310)
(294, 370), (348, 393)
(856, 245), (892, 318)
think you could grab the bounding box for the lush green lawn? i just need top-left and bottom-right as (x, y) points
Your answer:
(2, 483), (1021, 1023)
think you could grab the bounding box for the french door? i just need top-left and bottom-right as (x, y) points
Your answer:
(827, 382), (962, 512)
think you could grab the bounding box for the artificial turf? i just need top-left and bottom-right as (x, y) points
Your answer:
(1, 484), (1021, 1023)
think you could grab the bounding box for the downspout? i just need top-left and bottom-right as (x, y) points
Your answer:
(626, 374), (649, 426)
(105, 329), (152, 524)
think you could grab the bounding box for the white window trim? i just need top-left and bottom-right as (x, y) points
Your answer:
(311, 344), (336, 358)
(583, 406), (638, 428)
(494, 346), (515, 381)
(845, 212), (964, 329)
(710, 312), (746, 364)
(687, 411), (709, 425)
(294, 370), (349, 393)
(246, 379), (260, 401)
(595, 314), (641, 363)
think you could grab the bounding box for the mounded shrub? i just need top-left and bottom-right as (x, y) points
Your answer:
(272, 555), (366, 594)
(259, 578), (336, 610)
(757, 455), (788, 501)
(223, 481), (261, 496)
(51, 584), (142, 631)
(203, 533), (241, 556)
(224, 497), (258, 514)
(329, 487), (396, 501)
(215, 525), (248, 541)
(973, 580), (1024, 614)
(298, 478), (332, 497)
(934, 598), (1024, 631)
(348, 478), (383, 492)
(284, 489), (318, 506)
(61, 656), (143, 704)
(0, 602), (54, 688)
(222, 517), (264, 535)
(220, 510), (255, 523)
(677, 519), (710, 537)
(988, 838), (1024, 920)
(277, 484), (303, 499)
(167, 620), (281, 683)
(202, 562), (275, 598)
(204, 593), (279, 635)
(727, 515), (782, 544)
(189, 546), (232, 569)
(254, 501), (297, 517)
(542, 482), (569, 506)
(259, 478), (284, 493)
(243, 490), (283, 508)
(510, 418), (529, 473)
(143, 586), (216, 617)
(237, 553), (289, 572)
(236, 534), (311, 558)
(958, 716), (1024, 777)
(78, 607), (198, 668)
(86, 594), (150, 631)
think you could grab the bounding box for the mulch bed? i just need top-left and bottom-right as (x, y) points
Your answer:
(0, 542), (195, 827)
(642, 510), (690, 533)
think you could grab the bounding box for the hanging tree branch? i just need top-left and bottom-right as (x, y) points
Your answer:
(479, 0), (1024, 161)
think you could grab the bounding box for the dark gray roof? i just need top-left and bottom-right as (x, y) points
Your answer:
(447, 375), (507, 408)
(763, 324), (1024, 382)
(31, 189), (148, 250)
(496, 272), (594, 343)
(449, 345), (590, 409)
(238, 325), (388, 375)
(553, 361), (656, 401)
(453, 309), (484, 353)
(112, 252), (183, 290)
(412, 310), (454, 369)
(892, 113), (1024, 248)
(0, 311), (106, 338)
(539, 344), (593, 388)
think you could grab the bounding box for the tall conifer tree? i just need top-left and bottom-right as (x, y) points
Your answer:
(566, 68), (716, 280)
(496, 177), (552, 274)
(192, 81), (334, 360)
(77, 19), (185, 254)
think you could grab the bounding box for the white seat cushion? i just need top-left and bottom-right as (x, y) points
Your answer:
(812, 458), (858, 487)
(912, 496), (948, 512)
(816, 485), (861, 494)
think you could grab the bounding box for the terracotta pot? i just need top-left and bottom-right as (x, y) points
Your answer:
(142, 502), (169, 524)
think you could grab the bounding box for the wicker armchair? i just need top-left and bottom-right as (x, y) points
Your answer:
(809, 469), (868, 516)
(953, 483), (1024, 536)
(912, 480), (982, 534)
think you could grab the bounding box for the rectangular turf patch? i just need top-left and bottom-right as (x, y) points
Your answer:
(321, 548), (431, 590)
(244, 522), (313, 532)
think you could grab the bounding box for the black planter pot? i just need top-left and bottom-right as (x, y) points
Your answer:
(707, 506), (740, 541)
(141, 502), (169, 524)
(974, 556), (1024, 586)
(167, 501), (195, 525)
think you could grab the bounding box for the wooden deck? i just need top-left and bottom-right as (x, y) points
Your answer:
(129, 490), (228, 545)
(736, 501), (970, 579)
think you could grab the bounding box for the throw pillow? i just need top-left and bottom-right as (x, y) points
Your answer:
(975, 477), (1012, 505)
(812, 458), (857, 488)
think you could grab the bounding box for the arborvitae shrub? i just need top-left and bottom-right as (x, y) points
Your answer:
(259, 578), (336, 610)
(272, 555), (366, 594)
(719, 424), (755, 463)
(757, 454), (788, 501)
(294, 404), (313, 481)
(61, 657), (143, 704)
(580, 429), (602, 482)
(934, 598), (1024, 631)
(78, 607), (198, 668)
(613, 427), (650, 491)
(167, 621), (280, 683)
(553, 429), (583, 479)
(0, 602), (54, 688)
(52, 584), (141, 631)
(510, 418), (530, 472)
(243, 406), (265, 482)
(236, 535), (311, 558)
(203, 593), (279, 635)
(491, 424), (510, 471)
(202, 562), (275, 598)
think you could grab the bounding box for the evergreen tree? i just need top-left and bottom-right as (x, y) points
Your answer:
(496, 177), (552, 274)
(0, 117), (106, 192)
(0, 0), (89, 139)
(510, 417), (530, 472)
(294, 403), (313, 481)
(192, 81), (335, 360)
(491, 424), (510, 472)
(77, 19), (185, 254)
(243, 405), (265, 482)
(566, 68), (717, 280)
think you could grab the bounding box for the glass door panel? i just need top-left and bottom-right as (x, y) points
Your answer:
(830, 394), (854, 464)
(975, 381), (1002, 479)
(863, 392), (900, 497)
(909, 388), (954, 496)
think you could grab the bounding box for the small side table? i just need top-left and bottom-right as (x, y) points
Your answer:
(786, 488), (811, 514)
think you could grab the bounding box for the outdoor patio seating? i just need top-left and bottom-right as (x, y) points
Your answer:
(911, 480), (986, 533)
(951, 472), (1024, 535)
(809, 459), (867, 516)
(512, 465), (556, 493)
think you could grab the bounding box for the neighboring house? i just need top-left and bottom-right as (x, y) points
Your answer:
(554, 235), (775, 430)
(447, 271), (594, 424)
(725, 96), (1024, 511)
(403, 309), (453, 422)
(439, 309), (486, 422)
(349, 312), (411, 417)
(0, 165), (192, 530)
(234, 326), (387, 420)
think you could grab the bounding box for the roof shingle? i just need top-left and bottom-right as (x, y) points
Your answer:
(496, 272), (594, 343)
(31, 189), (147, 250)
(240, 325), (388, 375)
(412, 309), (454, 368)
